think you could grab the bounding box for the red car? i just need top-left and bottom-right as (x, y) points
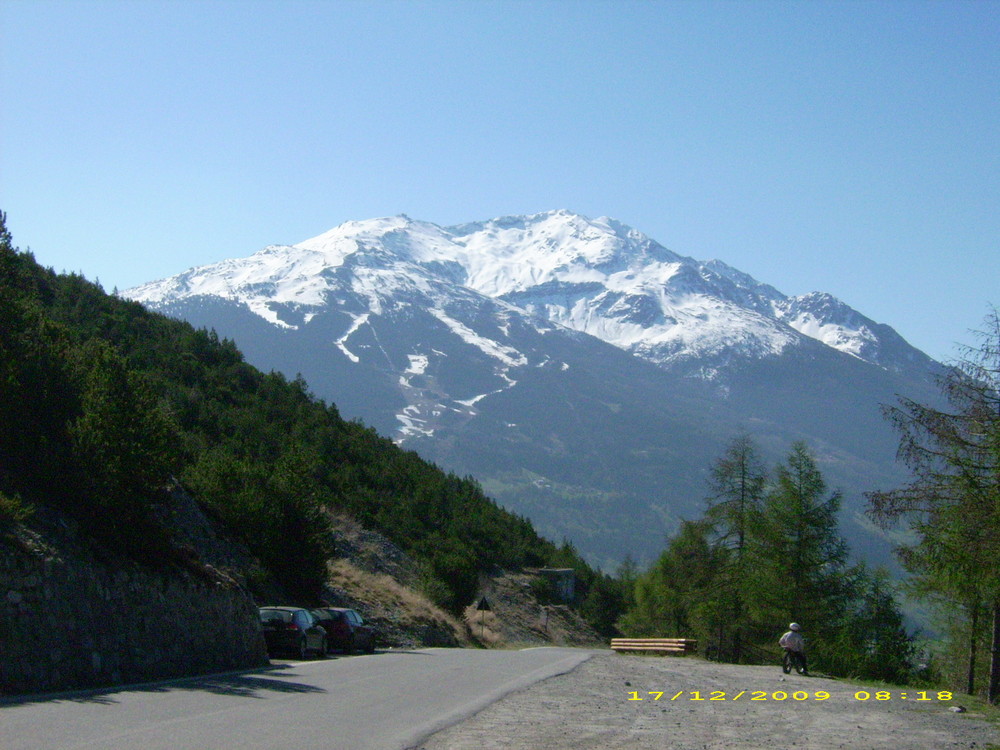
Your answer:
(310, 608), (377, 654)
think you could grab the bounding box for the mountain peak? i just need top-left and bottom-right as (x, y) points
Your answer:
(295, 214), (411, 250)
(126, 211), (934, 373)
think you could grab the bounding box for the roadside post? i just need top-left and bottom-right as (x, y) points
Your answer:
(476, 596), (491, 641)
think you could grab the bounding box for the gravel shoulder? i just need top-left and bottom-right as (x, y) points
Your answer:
(414, 650), (999, 750)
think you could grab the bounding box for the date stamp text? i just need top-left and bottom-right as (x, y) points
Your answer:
(627, 690), (954, 702)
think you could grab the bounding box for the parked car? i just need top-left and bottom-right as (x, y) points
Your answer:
(310, 607), (377, 654)
(259, 606), (327, 659)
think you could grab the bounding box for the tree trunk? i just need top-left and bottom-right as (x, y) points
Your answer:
(989, 598), (1000, 705)
(969, 600), (979, 696)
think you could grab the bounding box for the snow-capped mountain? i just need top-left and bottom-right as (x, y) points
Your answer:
(127, 211), (941, 568)
(448, 211), (935, 377)
(131, 210), (934, 380)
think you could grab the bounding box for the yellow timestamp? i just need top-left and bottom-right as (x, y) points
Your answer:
(626, 690), (955, 702)
(852, 691), (953, 701)
(627, 690), (832, 701)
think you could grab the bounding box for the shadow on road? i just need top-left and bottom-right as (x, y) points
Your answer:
(0, 663), (326, 707)
(2, 649), (440, 708)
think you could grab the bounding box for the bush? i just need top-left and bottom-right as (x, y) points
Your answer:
(0, 491), (32, 529)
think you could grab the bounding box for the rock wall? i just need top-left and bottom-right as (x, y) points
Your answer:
(0, 527), (268, 697)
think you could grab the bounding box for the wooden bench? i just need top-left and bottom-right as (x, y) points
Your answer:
(610, 637), (698, 655)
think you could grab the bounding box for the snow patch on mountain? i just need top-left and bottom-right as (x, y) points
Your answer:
(396, 405), (434, 439)
(336, 313), (369, 363)
(405, 354), (429, 376)
(784, 310), (876, 359)
(429, 308), (528, 369)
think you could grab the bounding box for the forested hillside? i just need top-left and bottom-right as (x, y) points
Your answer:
(0, 212), (609, 618)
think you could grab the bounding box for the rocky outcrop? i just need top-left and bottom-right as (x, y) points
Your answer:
(465, 572), (603, 648)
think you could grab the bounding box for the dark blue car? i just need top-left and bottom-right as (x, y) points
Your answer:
(259, 606), (327, 659)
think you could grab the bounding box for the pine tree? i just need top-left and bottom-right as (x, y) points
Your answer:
(68, 340), (180, 553)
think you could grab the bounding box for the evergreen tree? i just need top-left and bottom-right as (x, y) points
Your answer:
(622, 438), (914, 681)
(835, 566), (915, 683)
(868, 309), (1000, 702)
(580, 571), (630, 638)
(67, 339), (181, 555)
(70, 340), (180, 505)
(705, 433), (767, 661)
(0, 214), (77, 500)
(749, 442), (849, 635)
(617, 520), (722, 640)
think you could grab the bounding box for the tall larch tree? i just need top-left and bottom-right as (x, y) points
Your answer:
(868, 308), (1000, 703)
(749, 442), (850, 651)
(705, 433), (767, 661)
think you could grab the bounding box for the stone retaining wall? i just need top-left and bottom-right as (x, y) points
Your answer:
(0, 534), (268, 696)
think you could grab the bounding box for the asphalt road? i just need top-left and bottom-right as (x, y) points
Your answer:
(0, 647), (594, 750)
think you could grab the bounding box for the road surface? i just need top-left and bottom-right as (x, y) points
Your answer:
(0, 647), (593, 750)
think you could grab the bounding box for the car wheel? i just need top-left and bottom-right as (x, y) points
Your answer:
(298, 637), (308, 660)
(318, 636), (328, 658)
(365, 637), (375, 654)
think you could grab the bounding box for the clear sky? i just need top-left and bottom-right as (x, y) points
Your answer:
(2, 0), (997, 363)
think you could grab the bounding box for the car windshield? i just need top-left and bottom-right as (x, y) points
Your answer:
(260, 609), (292, 623)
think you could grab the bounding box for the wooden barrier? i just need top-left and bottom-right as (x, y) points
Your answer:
(610, 637), (698, 655)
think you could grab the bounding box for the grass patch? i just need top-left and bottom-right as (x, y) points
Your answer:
(325, 559), (469, 645)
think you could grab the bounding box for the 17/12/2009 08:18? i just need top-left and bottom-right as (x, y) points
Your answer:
(626, 690), (955, 702)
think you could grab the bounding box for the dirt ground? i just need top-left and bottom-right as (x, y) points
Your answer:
(414, 650), (999, 750)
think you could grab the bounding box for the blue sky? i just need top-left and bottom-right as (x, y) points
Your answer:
(2, 0), (997, 363)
